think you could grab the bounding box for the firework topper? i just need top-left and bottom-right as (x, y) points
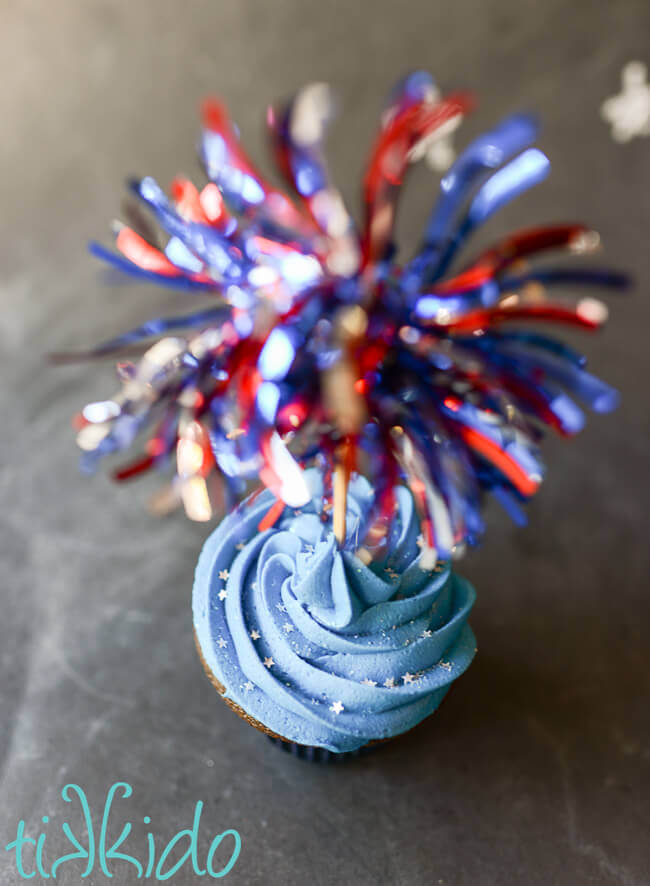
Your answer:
(59, 73), (627, 757)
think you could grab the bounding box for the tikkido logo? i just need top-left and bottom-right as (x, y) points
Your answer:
(4, 782), (242, 880)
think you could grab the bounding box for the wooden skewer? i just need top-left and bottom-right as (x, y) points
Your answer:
(332, 462), (348, 545)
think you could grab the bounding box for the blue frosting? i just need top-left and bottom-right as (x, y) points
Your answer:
(192, 471), (477, 752)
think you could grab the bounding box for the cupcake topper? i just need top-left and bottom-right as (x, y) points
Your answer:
(56, 72), (627, 564)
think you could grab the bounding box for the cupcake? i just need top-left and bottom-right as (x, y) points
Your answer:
(193, 470), (476, 758)
(65, 73), (625, 762)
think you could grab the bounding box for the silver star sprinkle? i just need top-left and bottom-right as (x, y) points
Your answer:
(384, 677), (396, 688)
(282, 622), (294, 633)
(217, 637), (228, 649)
(330, 700), (344, 715)
(263, 657), (275, 669)
(421, 629), (433, 639)
(218, 569), (230, 581)
(218, 588), (228, 601)
(402, 672), (416, 684)
(250, 629), (261, 641)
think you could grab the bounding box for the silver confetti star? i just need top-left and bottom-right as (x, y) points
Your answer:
(217, 637), (228, 649)
(601, 61), (650, 142)
(330, 700), (344, 715)
(361, 678), (378, 686)
(282, 622), (294, 633)
(250, 629), (261, 640)
(402, 672), (416, 684)
(421, 629), (433, 639)
(384, 677), (396, 688)
(218, 588), (228, 601)
(263, 656), (275, 669)
(218, 569), (230, 581)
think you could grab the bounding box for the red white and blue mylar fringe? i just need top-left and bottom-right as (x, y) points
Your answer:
(59, 72), (628, 563)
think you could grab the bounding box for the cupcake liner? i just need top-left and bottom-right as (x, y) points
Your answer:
(265, 735), (378, 763)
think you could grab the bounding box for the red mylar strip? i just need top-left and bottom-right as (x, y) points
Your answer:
(443, 300), (604, 333)
(362, 93), (474, 265)
(476, 224), (592, 275)
(171, 178), (210, 224)
(116, 227), (181, 277)
(258, 497), (286, 532)
(113, 453), (156, 481)
(458, 425), (539, 496)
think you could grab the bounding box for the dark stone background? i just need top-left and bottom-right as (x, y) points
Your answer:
(1, 2), (648, 883)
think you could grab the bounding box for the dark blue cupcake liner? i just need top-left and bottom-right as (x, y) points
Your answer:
(266, 735), (378, 762)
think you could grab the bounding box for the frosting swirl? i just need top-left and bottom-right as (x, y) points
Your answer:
(193, 471), (476, 752)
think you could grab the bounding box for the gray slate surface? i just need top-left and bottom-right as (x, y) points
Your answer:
(1, 1), (649, 884)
